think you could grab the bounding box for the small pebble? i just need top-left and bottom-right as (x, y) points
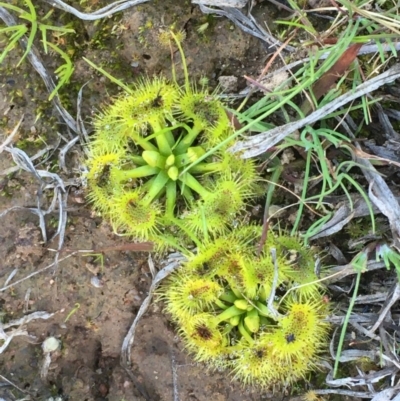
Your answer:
(90, 275), (104, 288)
(43, 337), (60, 353)
(218, 75), (238, 92)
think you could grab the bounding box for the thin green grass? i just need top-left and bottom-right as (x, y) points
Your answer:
(0, 0), (75, 99)
(182, 0), (399, 244)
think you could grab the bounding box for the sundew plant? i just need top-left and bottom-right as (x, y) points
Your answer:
(85, 34), (259, 250)
(160, 226), (329, 387)
(84, 31), (331, 388)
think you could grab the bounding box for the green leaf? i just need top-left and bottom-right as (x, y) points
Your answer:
(45, 41), (74, 100)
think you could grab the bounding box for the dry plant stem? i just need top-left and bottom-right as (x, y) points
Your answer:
(349, 320), (380, 341)
(349, 140), (400, 249)
(355, 292), (389, 304)
(1, 145), (68, 262)
(231, 64), (400, 158)
(0, 252), (78, 293)
(313, 389), (376, 398)
(380, 323), (397, 360)
(310, 205), (355, 240)
(371, 387), (400, 401)
(267, 248), (281, 318)
(48, 242), (154, 253)
(197, 4), (296, 51)
(0, 115), (24, 153)
(4, 269), (18, 287)
(326, 365), (398, 387)
(147, 254), (156, 278)
(0, 374), (30, 395)
(259, 32), (297, 76)
(327, 260), (386, 283)
(23, 288), (31, 314)
(76, 81), (91, 147)
(309, 191), (400, 240)
(381, 353), (400, 372)
(367, 283), (400, 336)
(0, 146), (54, 176)
(3, 311), (54, 329)
(40, 0), (149, 20)
(193, 0), (247, 6)
(337, 349), (376, 362)
(239, 32), (297, 109)
(0, 311), (55, 355)
(171, 350), (180, 401)
(328, 312), (382, 325)
(120, 254), (184, 367)
(58, 136), (79, 173)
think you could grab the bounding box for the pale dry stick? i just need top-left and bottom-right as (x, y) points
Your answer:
(59, 136), (79, 173)
(371, 388), (400, 401)
(4, 269), (18, 287)
(0, 329), (31, 354)
(76, 81), (91, 147)
(6, 146), (43, 182)
(278, 260), (388, 306)
(240, 32), (297, 110)
(328, 260), (387, 282)
(348, 320), (380, 341)
(171, 349), (180, 401)
(231, 64), (400, 158)
(378, 324), (393, 364)
(317, 9), (347, 38)
(0, 115), (24, 153)
(337, 349), (377, 363)
(267, 248), (281, 318)
(148, 254), (156, 278)
(355, 292), (389, 304)
(4, 146), (68, 252)
(120, 254), (185, 368)
(0, 145), (55, 176)
(361, 366), (379, 396)
(314, 389), (374, 399)
(326, 365), (398, 387)
(1, 311), (55, 355)
(260, 178), (326, 217)
(0, 252), (78, 293)
(197, 4), (296, 51)
(343, 114), (400, 248)
(119, 255), (184, 400)
(0, 242), (153, 292)
(0, 206), (47, 243)
(381, 353), (400, 370)
(0, 374), (30, 395)
(41, 0), (149, 20)
(328, 313), (380, 325)
(358, 42), (400, 56)
(367, 282), (400, 336)
(47, 242), (155, 253)
(23, 288), (32, 314)
(193, 0), (247, 7)
(3, 311), (55, 329)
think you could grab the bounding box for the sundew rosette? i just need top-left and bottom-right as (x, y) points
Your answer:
(159, 226), (330, 387)
(85, 75), (260, 249)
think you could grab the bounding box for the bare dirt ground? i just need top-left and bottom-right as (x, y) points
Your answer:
(0, 1), (308, 400)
